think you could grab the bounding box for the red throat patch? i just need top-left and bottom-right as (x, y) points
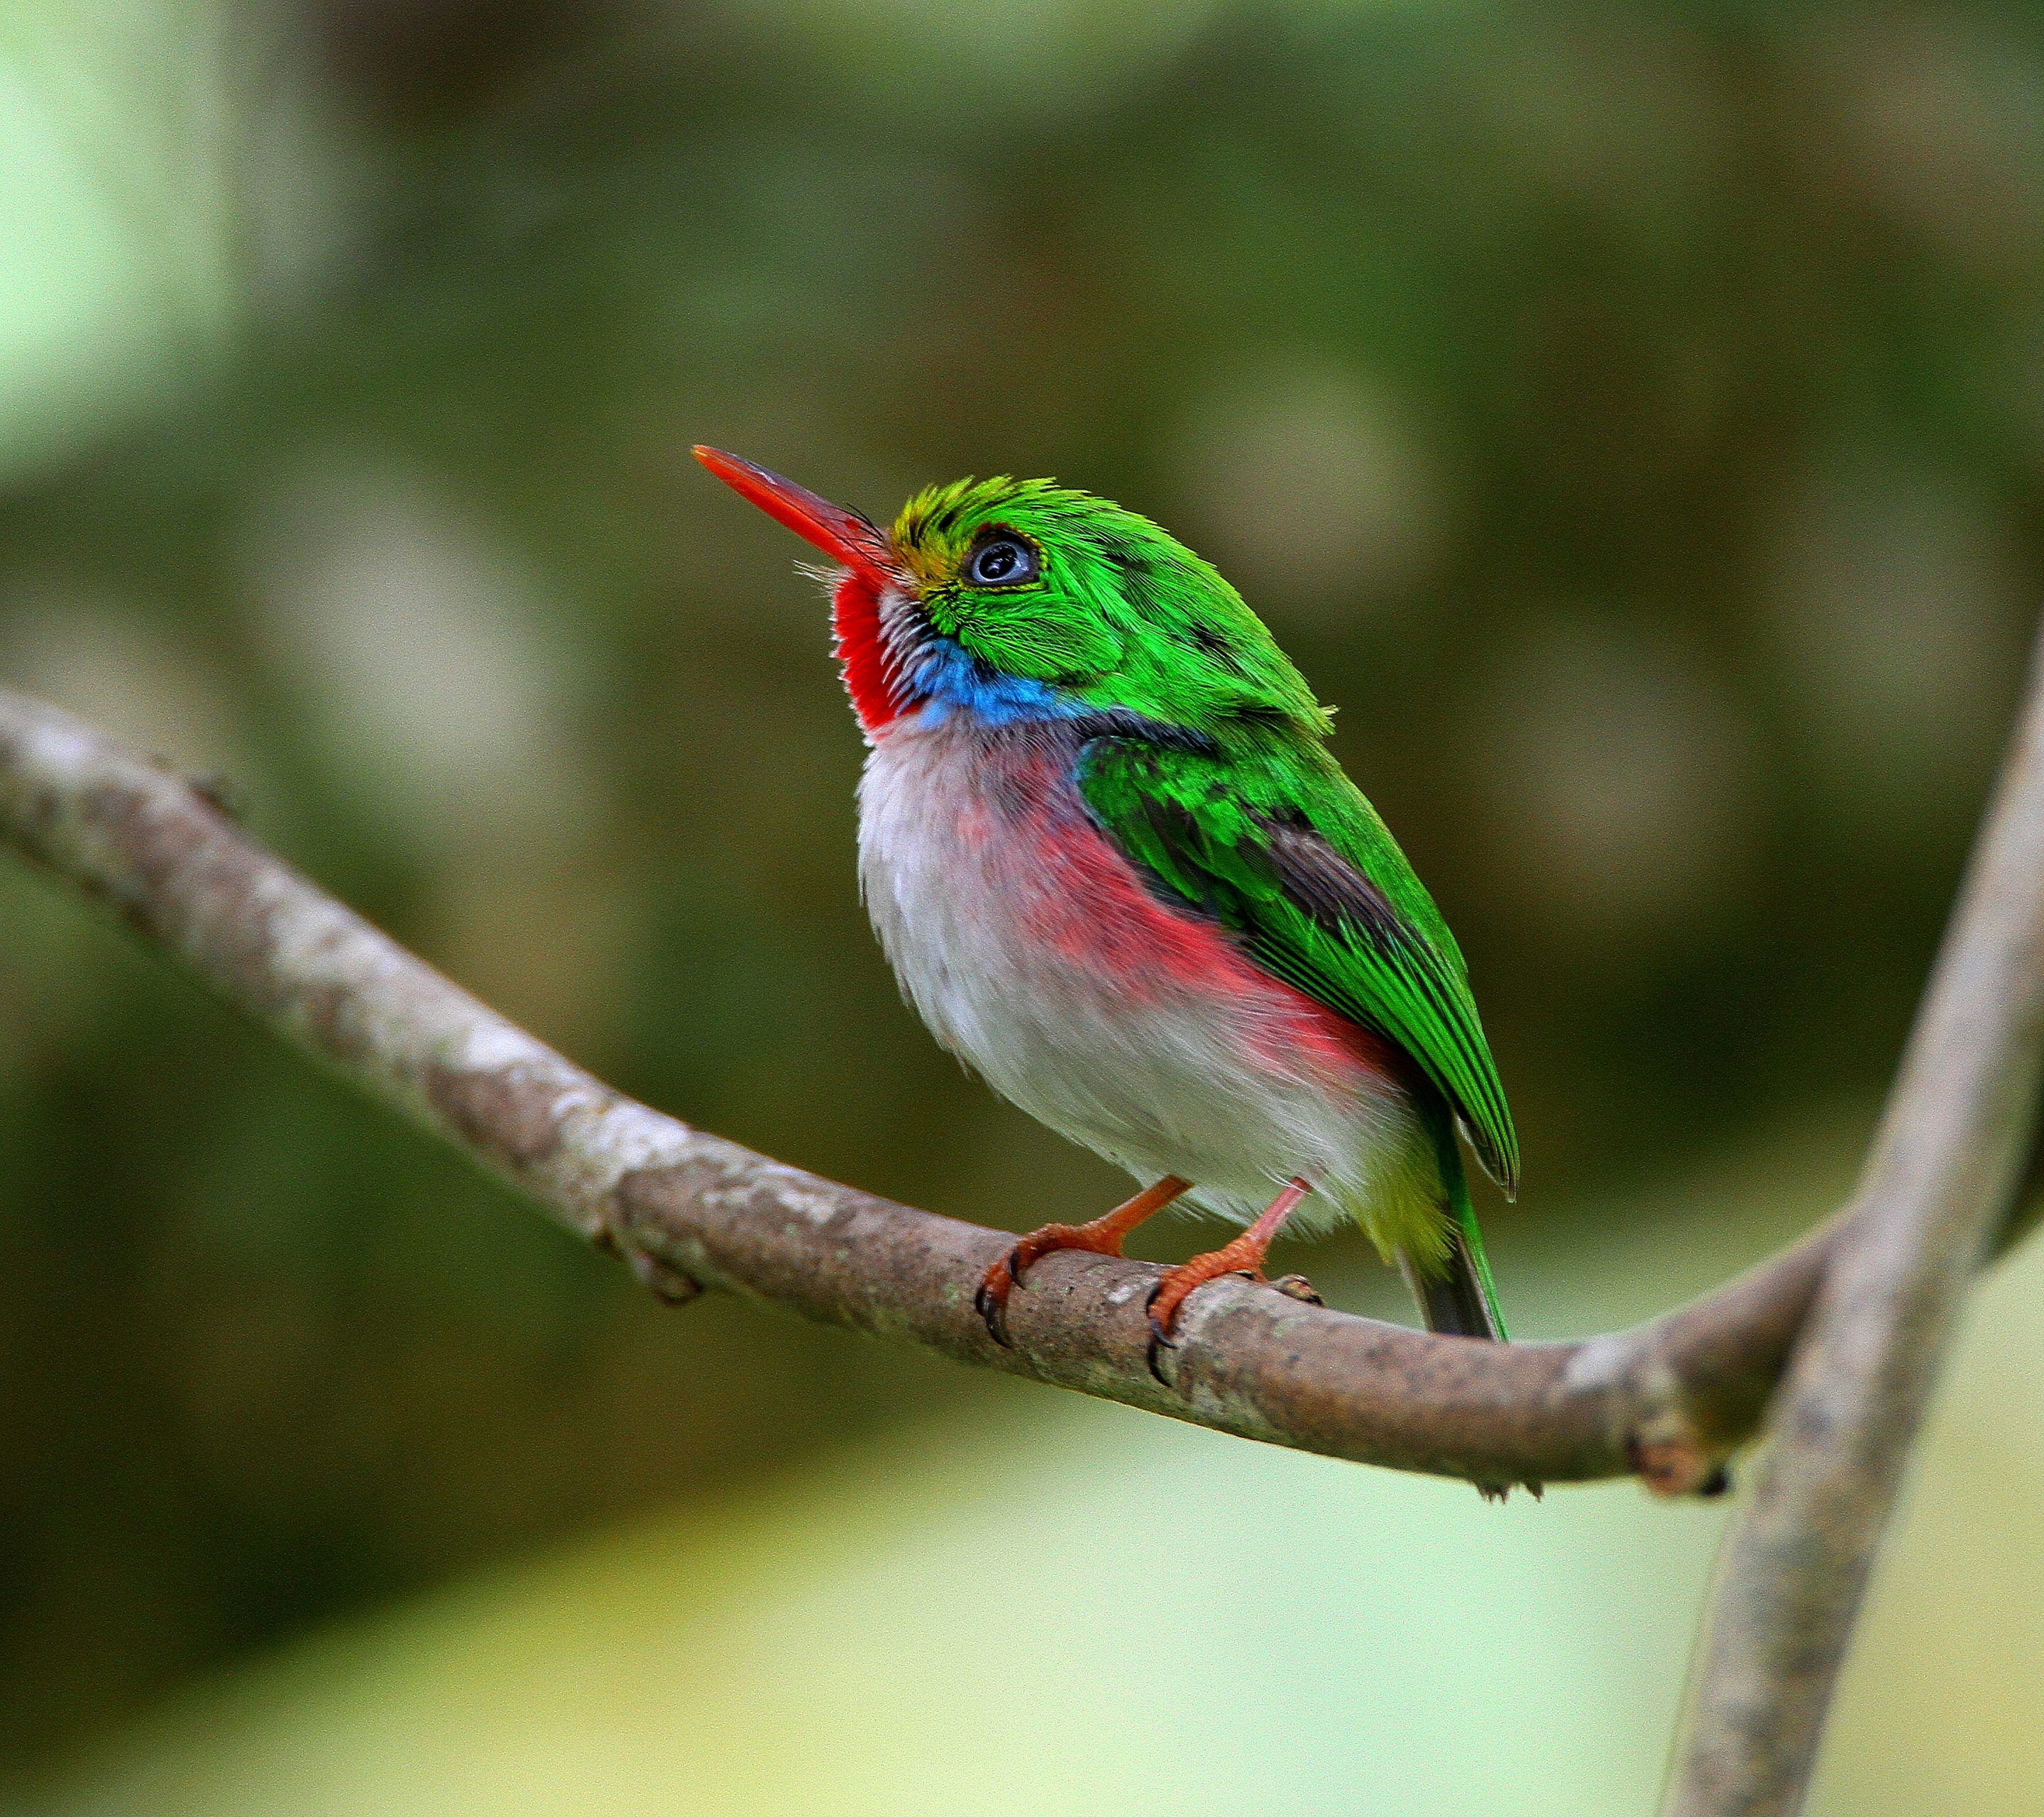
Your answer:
(832, 569), (901, 732)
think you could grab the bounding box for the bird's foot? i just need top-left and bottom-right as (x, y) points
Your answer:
(975, 1220), (1131, 1344)
(1144, 1176), (1314, 1383)
(974, 1176), (1189, 1345)
(1143, 1233), (1278, 1381)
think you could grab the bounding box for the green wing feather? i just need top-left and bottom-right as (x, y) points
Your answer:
(1077, 732), (1520, 1197)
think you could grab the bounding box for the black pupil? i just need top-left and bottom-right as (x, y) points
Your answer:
(974, 539), (1024, 583)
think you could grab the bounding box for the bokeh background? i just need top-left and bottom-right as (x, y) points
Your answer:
(2, 1), (2042, 1811)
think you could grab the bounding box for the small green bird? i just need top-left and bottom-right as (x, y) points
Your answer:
(696, 446), (1518, 1371)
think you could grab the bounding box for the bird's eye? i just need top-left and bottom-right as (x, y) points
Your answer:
(965, 534), (1038, 587)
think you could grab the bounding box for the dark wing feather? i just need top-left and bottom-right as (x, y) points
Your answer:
(1078, 735), (1520, 1195)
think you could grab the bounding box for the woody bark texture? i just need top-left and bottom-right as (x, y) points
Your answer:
(1659, 626), (2044, 1816)
(1, 683), (2036, 1501)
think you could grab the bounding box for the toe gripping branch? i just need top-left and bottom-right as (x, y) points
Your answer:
(975, 1177), (1191, 1346)
(1143, 1177), (1317, 1385)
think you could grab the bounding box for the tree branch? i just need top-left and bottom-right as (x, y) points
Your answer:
(1661, 627), (2044, 1814)
(0, 679), (2035, 1510)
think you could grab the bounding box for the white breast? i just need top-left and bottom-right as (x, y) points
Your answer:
(855, 712), (1419, 1236)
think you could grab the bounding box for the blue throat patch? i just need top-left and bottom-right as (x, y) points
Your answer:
(905, 637), (1089, 728)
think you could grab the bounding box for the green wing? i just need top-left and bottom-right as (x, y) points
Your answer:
(1078, 734), (1520, 1196)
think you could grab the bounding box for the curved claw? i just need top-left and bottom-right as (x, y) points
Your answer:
(972, 1251), (1030, 1349)
(974, 1248), (1024, 1347)
(1146, 1336), (1172, 1385)
(1144, 1281), (1176, 1385)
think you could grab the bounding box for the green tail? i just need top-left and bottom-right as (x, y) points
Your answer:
(1410, 1093), (1528, 1500)
(1407, 1093), (1508, 1343)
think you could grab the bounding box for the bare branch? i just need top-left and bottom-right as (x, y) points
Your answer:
(1662, 627), (2044, 1815)
(0, 681), (2034, 1503)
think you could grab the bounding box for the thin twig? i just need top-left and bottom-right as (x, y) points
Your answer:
(1661, 625), (2044, 1816)
(0, 681), (2035, 1508)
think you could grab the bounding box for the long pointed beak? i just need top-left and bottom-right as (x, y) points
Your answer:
(693, 446), (893, 581)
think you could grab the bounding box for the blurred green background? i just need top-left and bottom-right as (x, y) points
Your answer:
(1, 1), (2040, 1811)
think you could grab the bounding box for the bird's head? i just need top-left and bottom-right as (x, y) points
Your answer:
(695, 446), (1331, 745)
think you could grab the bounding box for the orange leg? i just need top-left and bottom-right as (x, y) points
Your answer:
(976, 1175), (1190, 1344)
(1146, 1176), (1314, 1380)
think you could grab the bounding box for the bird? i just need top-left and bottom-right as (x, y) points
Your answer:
(694, 445), (1519, 1378)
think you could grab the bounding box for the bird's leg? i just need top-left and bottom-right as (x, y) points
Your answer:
(1146, 1176), (1314, 1380)
(976, 1175), (1191, 1345)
